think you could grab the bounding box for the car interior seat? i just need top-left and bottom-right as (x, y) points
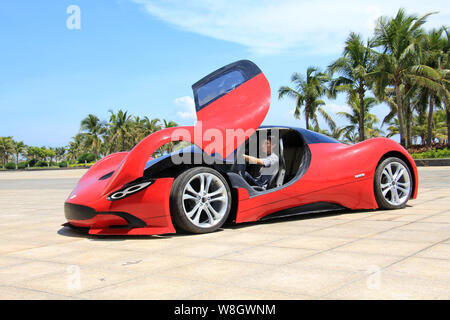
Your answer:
(266, 138), (286, 189)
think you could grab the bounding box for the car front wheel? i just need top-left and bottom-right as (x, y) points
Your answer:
(170, 167), (232, 233)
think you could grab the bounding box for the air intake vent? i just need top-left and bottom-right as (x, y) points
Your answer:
(99, 171), (114, 180)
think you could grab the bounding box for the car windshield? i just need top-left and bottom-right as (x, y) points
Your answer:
(196, 70), (245, 110)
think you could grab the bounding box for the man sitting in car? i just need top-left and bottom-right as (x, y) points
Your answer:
(243, 136), (279, 189)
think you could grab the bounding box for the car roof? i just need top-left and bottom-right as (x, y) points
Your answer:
(259, 125), (342, 144)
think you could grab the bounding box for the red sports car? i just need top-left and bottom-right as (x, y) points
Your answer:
(64, 60), (418, 235)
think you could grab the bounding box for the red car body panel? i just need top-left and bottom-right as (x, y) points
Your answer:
(64, 60), (418, 235)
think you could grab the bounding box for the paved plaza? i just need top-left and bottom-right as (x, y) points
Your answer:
(0, 167), (449, 299)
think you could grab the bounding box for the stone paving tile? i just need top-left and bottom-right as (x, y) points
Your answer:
(335, 238), (433, 257)
(233, 265), (360, 297)
(238, 223), (321, 236)
(159, 241), (249, 259)
(188, 286), (314, 300)
(418, 213), (450, 224)
(309, 226), (386, 239)
(398, 222), (450, 233)
(207, 228), (289, 245)
(46, 247), (143, 266)
(325, 270), (450, 300)
(0, 256), (31, 269)
(387, 256), (450, 283)
(289, 250), (402, 273)
(13, 265), (139, 297)
(267, 235), (353, 251)
(158, 259), (276, 285)
(0, 261), (68, 286)
(0, 285), (74, 300)
(0, 239), (42, 255)
(76, 275), (219, 299)
(370, 228), (450, 243)
(77, 251), (204, 276)
(414, 243), (450, 260)
(218, 246), (318, 265)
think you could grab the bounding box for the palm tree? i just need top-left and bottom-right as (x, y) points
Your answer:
(342, 130), (360, 144)
(0, 137), (14, 169)
(134, 116), (161, 141)
(386, 118), (400, 139)
(328, 32), (376, 141)
(43, 147), (56, 166)
(143, 117), (161, 135)
(433, 108), (448, 143)
(80, 114), (105, 160)
(279, 67), (334, 130)
(54, 147), (66, 163)
(66, 134), (85, 163)
(159, 119), (179, 155)
(420, 28), (447, 145)
(371, 8), (437, 146)
(108, 109), (133, 152)
(337, 97), (383, 140)
(442, 27), (450, 141)
(13, 140), (26, 169)
(410, 86), (430, 144)
(313, 125), (346, 141)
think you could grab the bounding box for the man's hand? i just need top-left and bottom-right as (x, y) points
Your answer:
(244, 154), (264, 166)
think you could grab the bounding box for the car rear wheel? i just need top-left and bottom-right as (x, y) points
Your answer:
(374, 157), (412, 210)
(170, 167), (232, 233)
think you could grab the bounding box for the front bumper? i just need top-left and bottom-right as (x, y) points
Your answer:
(64, 177), (176, 235)
(64, 203), (147, 229)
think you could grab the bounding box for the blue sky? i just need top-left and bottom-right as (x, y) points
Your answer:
(1, 0), (448, 147)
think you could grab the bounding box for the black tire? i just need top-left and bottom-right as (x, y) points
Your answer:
(170, 166), (232, 234)
(374, 157), (413, 210)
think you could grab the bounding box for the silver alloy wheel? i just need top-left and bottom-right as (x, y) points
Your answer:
(182, 172), (229, 228)
(380, 161), (411, 206)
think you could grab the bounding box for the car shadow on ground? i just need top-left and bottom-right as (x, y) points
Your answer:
(57, 207), (385, 242)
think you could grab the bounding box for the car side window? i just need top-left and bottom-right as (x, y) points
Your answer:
(196, 70), (245, 110)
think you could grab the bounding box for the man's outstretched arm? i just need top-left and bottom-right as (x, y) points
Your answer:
(243, 154), (264, 166)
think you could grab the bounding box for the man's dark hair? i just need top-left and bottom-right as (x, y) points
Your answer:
(264, 135), (277, 146)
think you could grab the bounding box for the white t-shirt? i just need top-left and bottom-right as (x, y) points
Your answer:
(259, 153), (279, 177)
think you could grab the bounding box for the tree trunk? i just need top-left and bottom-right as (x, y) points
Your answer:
(404, 84), (412, 146)
(16, 152), (19, 170)
(359, 89), (365, 142)
(394, 82), (406, 147)
(305, 103), (310, 131)
(446, 104), (450, 144)
(427, 93), (434, 146)
(405, 105), (412, 146)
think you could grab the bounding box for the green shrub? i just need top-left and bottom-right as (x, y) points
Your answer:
(5, 162), (16, 170)
(17, 162), (28, 169)
(411, 148), (450, 159)
(77, 153), (96, 164)
(35, 160), (48, 167)
(69, 162), (94, 168)
(27, 159), (38, 167)
(59, 161), (68, 168)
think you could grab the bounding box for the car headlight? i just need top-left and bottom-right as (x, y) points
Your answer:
(107, 180), (155, 201)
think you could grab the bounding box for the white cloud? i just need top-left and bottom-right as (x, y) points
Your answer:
(324, 103), (351, 114)
(132, 0), (449, 55)
(174, 95), (196, 120)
